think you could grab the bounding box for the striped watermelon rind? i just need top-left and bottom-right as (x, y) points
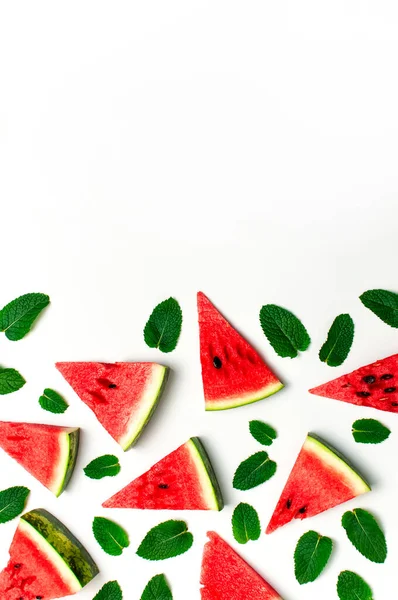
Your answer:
(52, 428), (80, 496)
(188, 437), (224, 510)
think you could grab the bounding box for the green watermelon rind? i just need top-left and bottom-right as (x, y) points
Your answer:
(21, 508), (99, 587)
(189, 437), (224, 511)
(205, 380), (284, 411)
(120, 365), (169, 451)
(307, 433), (371, 494)
(52, 428), (80, 497)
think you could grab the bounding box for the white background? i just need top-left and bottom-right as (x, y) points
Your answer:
(0, 2), (398, 598)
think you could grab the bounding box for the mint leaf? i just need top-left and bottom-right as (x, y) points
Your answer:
(342, 508), (387, 563)
(0, 486), (30, 524)
(259, 304), (311, 358)
(140, 574), (172, 600)
(137, 520), (193, 561)
(294, 530), (333, 584)
(84, 455), (121, 480)
(0, 368), (26, 395)
(360, 289), (398, 328)
(352, 418), (390, 444)
(0, 293), (50, 341)
(92, 517), (129, 556)
(38, 388), (68, 414)
(319, 314), (354, 367)
(144, 298), (182, 353)
(249, 420), (277, 446)
(232, 502), (261, 544)
(337, 571), (373, 600)
(233, 451), (277, 491)
(93, 581), (123, 600)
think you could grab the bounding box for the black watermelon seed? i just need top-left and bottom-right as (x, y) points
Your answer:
(356, 391), (371, 398)
(158, 484), (169, 489)
(108, 383), (117, 389)
(36, 597), (43, 599)
(392, 403), (398, 407)
(286, 499), (292, 509)
(213, 356), (222, 369)
(14, 564), (21, 569)
(298, 506), (307, 514)
(362, 375), (376, 384)
(384, 387), (396, 393)
(381, 374), (394, 380)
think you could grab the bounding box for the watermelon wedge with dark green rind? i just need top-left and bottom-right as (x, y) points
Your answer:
(0, 508), (98, 599)
(56, 362), (168, 450)
(309, 353), (398, 413)
(201, 531), (283, 599)
(197, 292), (283, 410)
(0, 422), (79, 496)
(103, 437), (224, 510)
(266, 433), (370, 534)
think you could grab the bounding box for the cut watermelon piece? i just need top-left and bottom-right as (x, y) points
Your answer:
(309, 354), (398, 413)
(56, 362), (168, 450)
(266, 434), (370, 534)
(0, 508), (98, 599)
(0, 422), (79, 496)
(201, 531), (282, 599)
(197, 292), (283, 410)
(103, 437), (224, 510)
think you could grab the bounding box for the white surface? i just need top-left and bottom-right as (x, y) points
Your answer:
(0, 2), (397, 598)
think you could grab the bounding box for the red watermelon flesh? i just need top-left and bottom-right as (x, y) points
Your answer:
(200, 531), (282, 600)
(266, 434), (370, 534)
(103, 437), (224, 510)
(56, 362), (168, 450)
(197, 292), (283, 410)
(309, 354), (398, 413)
(0, 422), (79, 496)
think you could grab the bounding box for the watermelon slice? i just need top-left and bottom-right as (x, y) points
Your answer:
(201, 531), (282, 599)
(309, 354), (398, 413)
(197, 292), (283, 410)
(56, 362), (168, 450)
(0, 422), (79, 496)
(0, 508), (98, 599)
(266, 433), (370, 534)
(103, 437), (224, 510)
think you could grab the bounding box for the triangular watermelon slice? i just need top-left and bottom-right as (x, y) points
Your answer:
(197, 292), (283, 410)
(0, 508), (98, 599)
(103, 437), (224, 510)
(266, 433), (370, 534)
(0, 422), (79, 496)
(309, 354), (398, 413)
(56, 362), (168, 450)
(201, 531), (282, 599)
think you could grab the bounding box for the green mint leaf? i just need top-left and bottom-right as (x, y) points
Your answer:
(294, 530), (333, 584)
(93, 581), (123, 600)
(38, 388), (69, 414)
(337, 571), (373, 600)
(352, 418), (390, 445)
(360, 289), (398, 328)
(92, 517), (129, 556)
(342, 508), (387, 563)
(84, 455), (121, 480)
(140, 574), (172, 600)
(232, 502), (261, 544)
(144, 297), (182, 353)
(0, 486), (30, 524)
(137, 520), (193, 561)
(259, 304), (311, 358)
(233, 451), (277, 491)
(249, 420), (277, 446)
(0, 368), (26, 395)
(319, 314), (354, 367)
(0, 293), (50, 341)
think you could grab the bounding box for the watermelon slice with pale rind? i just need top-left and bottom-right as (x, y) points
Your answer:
(0, 422), (79, 496)
(0, 508), (98, 599)
(103, 437), (224, 510)
(197, 292), (283, 410)
(266, 433), (370, 534)
(56, 362), (168, 450)
(201, 531), (282, 599)
(309, 354), (398, 413)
